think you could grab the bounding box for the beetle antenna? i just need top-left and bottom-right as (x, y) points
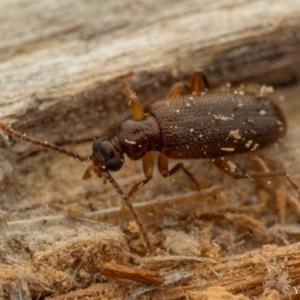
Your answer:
(285, 173), (300, 200)
(102, 169), (154, 255)
(0, 122), (91, 162)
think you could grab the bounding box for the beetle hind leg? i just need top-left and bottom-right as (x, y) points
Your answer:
(158, 154), (200, 191)
(213, 157), (300, 198)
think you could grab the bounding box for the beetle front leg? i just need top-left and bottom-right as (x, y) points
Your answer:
(213, 158), (300, 197)
(158, 154), (200, 191)
(118, 78), (145, 121)
(128, 152), (154, 198)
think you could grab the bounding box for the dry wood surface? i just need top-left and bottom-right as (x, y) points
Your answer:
(1, 0), (300, 299)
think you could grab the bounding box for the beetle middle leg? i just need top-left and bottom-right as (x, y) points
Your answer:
(156, 73), (202, 191)
(158, 154), (200, 191)
(190, 69), (209, 94)
(166, 82), (185, 98)
(125, 71), (209, 197)
(213, 157), (300, 197)
(166, 69), (209, 98)
(126, 73), (201, 197)
(126, 74), (187, 197)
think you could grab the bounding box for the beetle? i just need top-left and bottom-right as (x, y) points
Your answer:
(0, 71), (298, 255)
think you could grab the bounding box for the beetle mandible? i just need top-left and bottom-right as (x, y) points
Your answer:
(1, 71), (299, 255)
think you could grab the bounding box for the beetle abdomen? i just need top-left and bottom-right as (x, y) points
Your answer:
(150, 92), (286, 159)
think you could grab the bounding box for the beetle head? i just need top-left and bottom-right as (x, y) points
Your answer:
(91, 138), (124, 177)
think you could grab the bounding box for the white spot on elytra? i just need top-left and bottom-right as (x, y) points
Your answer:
(214, 115), (233, 121)
(245, 140), (253, 148)
(250, 143), (259, 151)
(259, 85), (274, 95)
(260, 110), (267, 115)
(226, 129), (241, 140)
(221, 147), (235, 152)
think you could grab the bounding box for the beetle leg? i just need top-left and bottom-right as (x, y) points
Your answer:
(158, 77), (196, 188)
(158, 154), (200, 191)
(83, 165), (93, 180)
(213, 158), (243, 178)
(128, 152), (154, 198)
(166, 82), (185, 98)
(118, 78), (145, 121)
(190, 70), (210, 94)
(214, 157), (287, 180)
(213, 158), (300, 197)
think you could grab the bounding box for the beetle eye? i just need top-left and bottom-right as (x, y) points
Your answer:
(106, 157), (123, 171)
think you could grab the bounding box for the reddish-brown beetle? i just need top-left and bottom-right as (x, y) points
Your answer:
(0, 71), (298, 255)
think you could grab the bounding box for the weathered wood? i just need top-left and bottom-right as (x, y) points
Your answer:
(137, 242), (300, 299)
(101, 262), (165, 285)
(1, 1), (300, 299)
